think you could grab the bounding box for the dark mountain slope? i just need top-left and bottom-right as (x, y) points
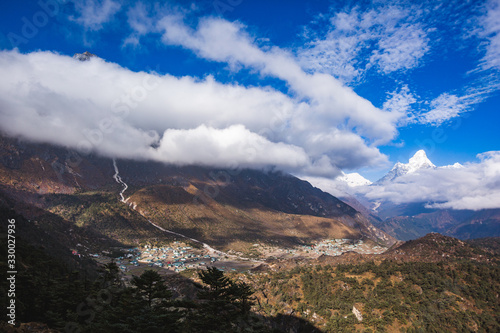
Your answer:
(0, 133), (395, 252)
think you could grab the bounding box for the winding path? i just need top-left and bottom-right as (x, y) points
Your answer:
(144, 218), (224, 255)
(111, 159), (238, 257)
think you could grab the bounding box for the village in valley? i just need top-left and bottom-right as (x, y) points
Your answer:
(81, 238), (389, 282)
(253, 238), (388, 258)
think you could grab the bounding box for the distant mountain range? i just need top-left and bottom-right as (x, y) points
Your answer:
(1, 128), (496, 256)
(337, 150), (499, 241)
(342, 150), (464, 187)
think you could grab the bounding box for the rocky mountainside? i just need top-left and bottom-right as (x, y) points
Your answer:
(73, 51), (96, 61)
(0, 134), (395, 256)
(466, 237), (500, 255)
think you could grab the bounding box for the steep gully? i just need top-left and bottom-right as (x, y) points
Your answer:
(112, 159), (129, 203)
(111, 159), (248, 259)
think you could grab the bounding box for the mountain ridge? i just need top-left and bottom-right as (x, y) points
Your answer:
(331, 150), (500, 241)
(0, 133), (396, 253)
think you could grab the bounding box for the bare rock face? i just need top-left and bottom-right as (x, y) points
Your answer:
(73, 51), (96, 61)
(352, 305), (363, 322)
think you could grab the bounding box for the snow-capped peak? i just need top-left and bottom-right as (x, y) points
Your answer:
(339, 172), (372, 187)
(378, 150), (436, 183)
(407, 150), (435, 173)
(440, 162), (464, 169)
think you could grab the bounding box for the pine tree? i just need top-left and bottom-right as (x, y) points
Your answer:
(131, 269), (171, 308)
(198, 266), (232, 301)
(97, 261), (121, 289)
(191, 267), (257, 332)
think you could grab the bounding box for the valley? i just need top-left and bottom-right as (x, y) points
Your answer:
(1, 2), (500, 331)
(81, 236), (389, 279)
(0, 134), (498, 333)
(0, 0), (500, 333)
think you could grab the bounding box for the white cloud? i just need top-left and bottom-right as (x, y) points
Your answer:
(151, 124), (311, 171)
(126, 2), (154, 36)
(476, 0), (500, 72)
(300, 129), (388, 169)
(297, 1), (500, 129)
(298, 30), (362, 84)
(0, 49), (391, 177)
(369, 23), (429, 74)
(306, 150), (500, 211)
(448, 0), (500, 112)
(298, 4), (430, 84)
(418, 93), (468, 125)
(71, 0), (122, 31)
(122, 1), (169, 47)
(156, 16), (404, 145)
(382, 85), (417, 125)
(301, 175), (350, 199)
(350, 151), (500, 210)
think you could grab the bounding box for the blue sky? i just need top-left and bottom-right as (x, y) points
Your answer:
(0, 0), (499, 209)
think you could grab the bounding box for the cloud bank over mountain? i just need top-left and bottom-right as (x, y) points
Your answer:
(1, 0), (499, 210)
(308, 151), (500, 211)
(0, 49), (392, 176)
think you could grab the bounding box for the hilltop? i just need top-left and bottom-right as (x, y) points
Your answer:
(384, 232), (495, 262)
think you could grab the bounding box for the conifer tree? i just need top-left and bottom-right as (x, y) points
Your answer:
(131, 269), (171, 308)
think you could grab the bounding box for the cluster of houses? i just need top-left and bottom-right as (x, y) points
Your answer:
(89, 242), (252, 275)
(132, 243), (221, 272)
(247, 239), (388, 261)
(302, 239), (386, 256)
(88, 239), (387, 275)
